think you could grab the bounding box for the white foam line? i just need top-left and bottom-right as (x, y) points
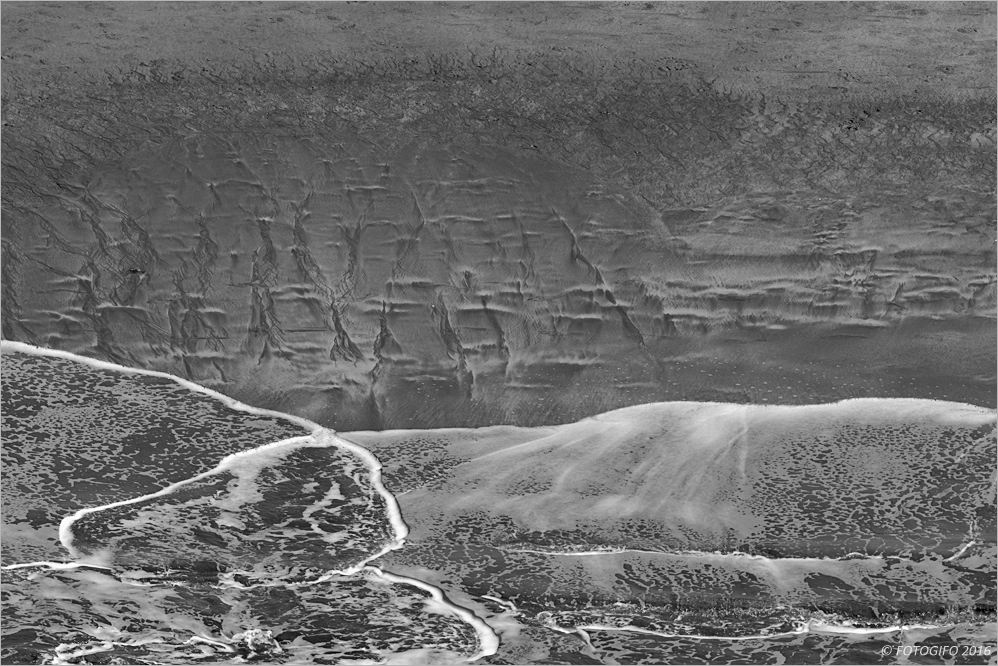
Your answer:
(0, 340), (322, 432)
(190, 434), (411, 581)
(4, 343), (499, 662)
(565, 619), (947, 642)
(57, 434), (319, 561)
(3, 342), (409, 569)
(944, 540), (977, 562)
(49, 635), (230, 666)
(367, 566), (500, 662)
(503, 547), (884, 563)
(0, 561), (113, 572)
(10, 341), (990, 428)
(52, 431), (409, 575)
(546, 623), (595, 650)
(565, 622), (807, 642)
(589, 397), (998, 416)
(52, 641), (116, 665)
(0, 561), (180, 590)
(329, 433), (410, 566)
(808, 622), (943, 636)
(480, 595), (519, 613)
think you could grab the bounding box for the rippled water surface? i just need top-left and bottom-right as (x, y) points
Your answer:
(2, 346), (995, 664)
(2, 4), (996, 664)
(3, 132), (995, 430)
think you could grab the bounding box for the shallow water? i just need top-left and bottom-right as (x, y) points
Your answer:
(347, 401), (997, 663)
(3, 4), (996, 663)
(1, 344), (994, 664)
(1, 343), (496, 664)
(3, 134), (994, 432)
(1, 348), (309, 565)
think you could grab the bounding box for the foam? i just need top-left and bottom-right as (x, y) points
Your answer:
(944, 540), (978, 563)
(580, 396), (996, 430)
(2, 342), (503, 663)
(0, 340), (321, 432)
(567, 619), (948, 642)
(502, 546), (884, 564)
(0, 561), (113, 572)
(1, 341), (407, 572)
(4, 342), (994, 661)
(61, 432), (409, 576)
(51, 641), (119, 665)
(330, 433), (411, 566)
(368, 566), (500, 661)
(361, 397), (995, 558)
(341, 400), (995, 659)
(58, 434), (315, 561)
(565, 622), (809, 642)
(805, 620), (943, 636)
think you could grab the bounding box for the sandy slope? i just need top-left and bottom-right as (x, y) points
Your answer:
(343, 399), (997, 659)
(347, 399), (997, 559)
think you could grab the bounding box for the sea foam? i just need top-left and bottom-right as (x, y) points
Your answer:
(1, 341), (498, 663)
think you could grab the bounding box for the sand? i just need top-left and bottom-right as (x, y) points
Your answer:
(2, 3), (996, 429)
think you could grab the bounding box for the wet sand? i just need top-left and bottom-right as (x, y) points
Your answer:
(2, 4), (996, 665)
(2, 2), (995, 429)
(2, 348), (995, 664)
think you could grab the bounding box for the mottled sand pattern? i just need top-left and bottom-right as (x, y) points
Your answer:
(1, 350), (308, 564)
(1, 565), (479, 665)
(475, 617), (998, 666)
(569, 625), (998, 666)
(345, 400), (997, 661)
(0, 351), (490, 664)
(68, 436), (396, 582)
(348, 400), (995, 559)
(2, 4), (996, 664)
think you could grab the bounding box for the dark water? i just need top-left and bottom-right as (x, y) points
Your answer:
(2, 5), (995, 663)
(1, 349), (309, 565)
(2, 134), (994, 432)
(1, 346), (494, 664)
(1, 346), (994, 664)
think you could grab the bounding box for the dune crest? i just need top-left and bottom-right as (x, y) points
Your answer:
(349, 398), (996, 558)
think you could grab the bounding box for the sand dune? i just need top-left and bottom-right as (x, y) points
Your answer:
(348, 399), (996, 559)
(346, 398), (996, 643)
